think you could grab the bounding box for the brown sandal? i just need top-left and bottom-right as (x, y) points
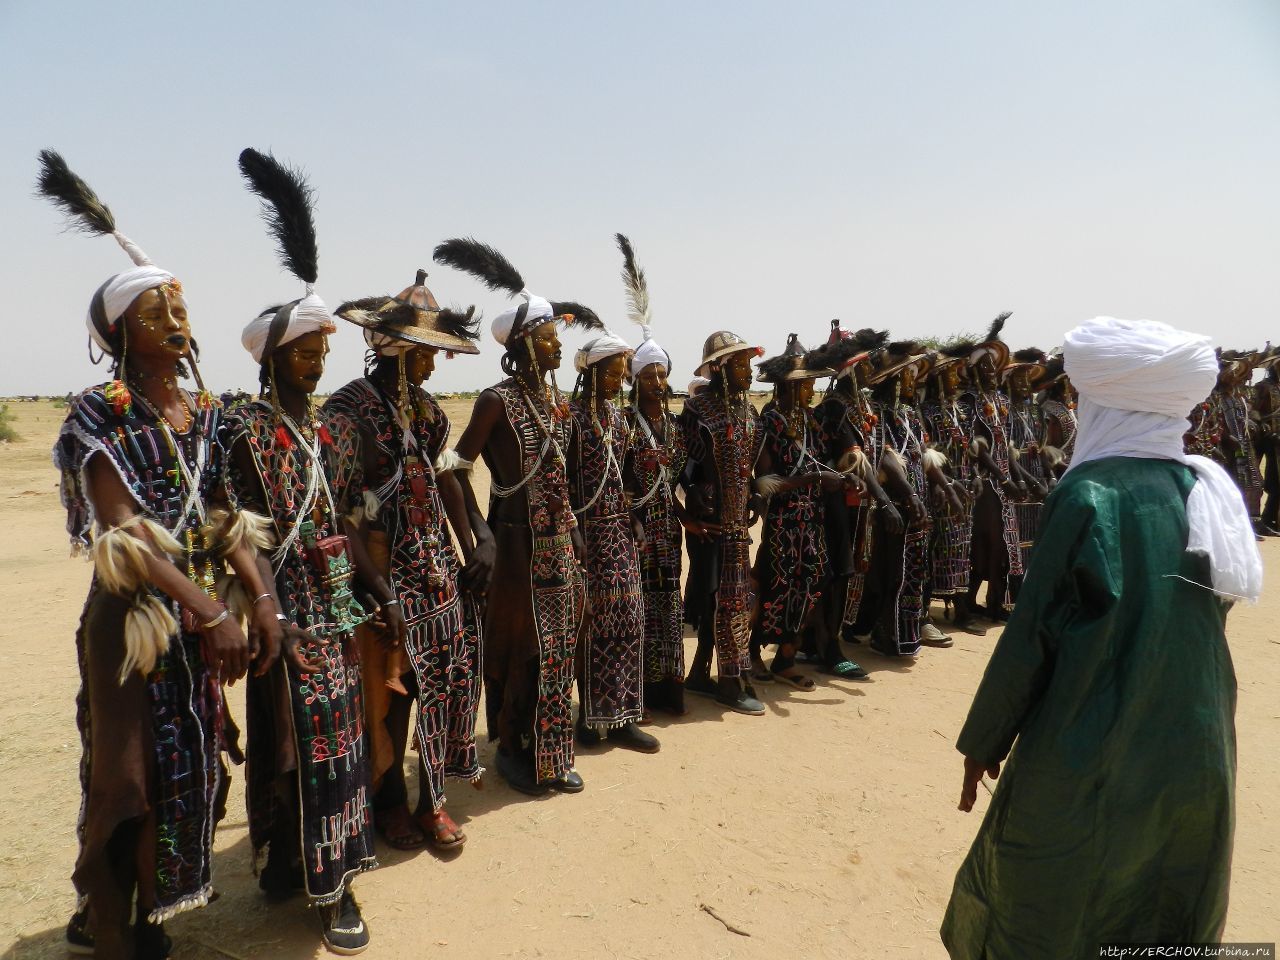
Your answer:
(419, 809), (466, 851)
(375, 804), (427, 850)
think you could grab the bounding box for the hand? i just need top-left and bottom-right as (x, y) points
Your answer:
(819, 473), (846, 493)
(958, 755), (1001, 812)
(250, 603), (284, 677)
(279, 623), (327, 674)
(461, 534), (495, 596)
(684, 518), (722, 541)
(203, 614), (251, 684)
(572, 528), (587, 567)
(369, 601), (408, 651)
(907, 495), (927, 526)
(881, 502), (905, 535)
(947, 491), (965, 517)
(632, 517), (647, 552)
(845, 474), (867, 496)
(747, 492), (767, 526)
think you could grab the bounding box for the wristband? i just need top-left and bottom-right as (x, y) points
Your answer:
(202, 607), (230, 630)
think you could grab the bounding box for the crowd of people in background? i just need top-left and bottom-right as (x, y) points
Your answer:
(36, 147), (1271, 958)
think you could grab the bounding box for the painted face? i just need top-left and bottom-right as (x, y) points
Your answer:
(593, 353), (629, 400)
(723, 350), (755, 392)
(899, 362), (919, 397)
(122, 285), (190, 365)
(527, 321), (562, 371)
(274, 330), (329, 395)
(789, 378), (816, 408)
(1009, 367), (1032, 396)
(940, 362), (961, 394)
(406, 346), (437, 386)
(635, 362), (669, 404)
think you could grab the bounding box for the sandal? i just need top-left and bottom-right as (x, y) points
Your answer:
(822, 660), (870, 681)
(771, 669), (816, 691)
(374, 805), (427, 851)
(419, 809), (466, 851)
(750, 663), (776, 684)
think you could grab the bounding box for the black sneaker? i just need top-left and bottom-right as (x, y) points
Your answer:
(550, 769), (585, 793)
(321, 891), (370, 956)
(134, 919), (172, 960)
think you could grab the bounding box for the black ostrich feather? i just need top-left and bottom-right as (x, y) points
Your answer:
(757, 355), (793, 383)
(438, 305), (482, 342)
(1012, 347), (1046, 364)
(886, 340), (921, 357)
(854, 328), (890, 351)
(238, 148), (319, 285)
(432, 237), (525, 296)
(985, 311), (1011, 343)
(334, 295), (393, 319)
(614, 233), (651, 330)
(550, 301), (603, 330)
(36, 150), (116, 236)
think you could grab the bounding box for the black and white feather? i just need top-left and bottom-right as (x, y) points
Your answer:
(615, 233), (652, 335)
(238, 148), (319, 285)
(432, 237), (525, 296)
(550, 301), (604, 331)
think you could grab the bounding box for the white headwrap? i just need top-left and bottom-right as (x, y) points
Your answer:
(364, 327), (413, 357)
(89, 265), (183, 352)
(687, 376), (711, 396)
(631, 337), (670, 378)
(241, 289), (337, 363)
(492, 292), (554, 347)
(574, 330), (632, 374)
(1063, 316), (1262, 603)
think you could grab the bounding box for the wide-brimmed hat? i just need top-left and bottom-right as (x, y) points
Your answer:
(816, 324), (888, 381)
(1002, 346), (1047, 384)
(337, 269), (481, 354)
(965, 312), (1012, 371)
(865, 340), (933, 386)
(696, 330), (762, 377)
(757, 333), (835, 383)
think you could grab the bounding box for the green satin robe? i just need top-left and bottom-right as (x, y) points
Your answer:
(942, 457), (1237, 960)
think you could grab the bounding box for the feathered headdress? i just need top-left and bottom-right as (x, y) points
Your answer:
(37, 149), (181, 356)
(432, 236), (556, 347)
(237, 148), (335, 364)
(616, 232), (673, 377)
(550, 301), (604, 331)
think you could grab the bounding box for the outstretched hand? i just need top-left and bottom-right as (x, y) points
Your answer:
(279, 623), (327, 674)
(958, 755), (1001, 812)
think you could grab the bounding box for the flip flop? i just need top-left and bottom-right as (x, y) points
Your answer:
(771, 670), (816, 691)
(375, 804), (427, 850)
(821, 660), (870, 681)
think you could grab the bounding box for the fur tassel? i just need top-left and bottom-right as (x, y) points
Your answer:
(754, 474), (786, 499)
(92, 524), (154, 596)
(350, 489), (381, 525)
(119, 594), (177, 684)
(1008, 446), (1021, 462)
(216, 573), (254, 629)
(878, 448), (907, 485)
(1042, 445), (1066, 470)
(922, 448), (949, 472)
(969, 436), (990, 457)
(205, 508), (275, 557)
(836, 446), (872, 480)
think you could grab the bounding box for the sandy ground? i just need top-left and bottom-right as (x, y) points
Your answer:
(1, 397), (1276, 960)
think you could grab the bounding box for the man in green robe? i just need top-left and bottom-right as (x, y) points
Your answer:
(942, 316), (1263, 960)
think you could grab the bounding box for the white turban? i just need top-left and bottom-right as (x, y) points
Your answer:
(1064, 316), (1262, 602)
(492, 292), (554, 347)
(365, 327), (413, 357)
(574, 331), (632, 373)
(687, 375), (710, 396)
(241, 290), (337, 363)
(88, 265), (183, 353)
(631, 337), (670, 378)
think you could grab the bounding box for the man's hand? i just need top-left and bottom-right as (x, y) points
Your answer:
(461, 534), (496, 596)
(572, 527), (587, 567)
(958, 755), (1001, 812)
(684, 518), (723, 541)
(370, 601), (408, 651)
(632, 517), (647, 552)
(881, 502), (905, 535)
(280, 623), (327, 674)
(250, 602), (284, 677)
(204, 615), (251, 684)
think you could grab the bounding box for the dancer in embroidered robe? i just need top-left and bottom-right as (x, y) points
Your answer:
(749, 334), (862, 688)
(1038, 355), (1077, 474)
(40, 150), (276, 960)
(433, 237), (591, 795)
(1004, 348), (1051, 574)
(568, 331), (660, 752)
(1253, 351), (1280, 535)
(919, 345), (987, 635)
(959, 314), (1024, 622)
(224, 148), (382, 954)
(327, 271), (489, 851)
(682, 331), (768, 715)
(1217, 350), (1264, 523)
(862, 343), (940, 656)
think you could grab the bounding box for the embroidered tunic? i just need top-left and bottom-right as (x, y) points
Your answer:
(1219, 385), (1262, 518)
(921, 395), (975, 597)
(681, 391), (761, 680)
(756, 407), (829, 636)
(1040, 398), (1077, 465)
(220, 401), (376, 905)
(569, 399), (645, 728)
(55, 385), (226, 922)
(1008, 395), (1047, 568)
(961, 387), (1025, 602)
(626, 406), (688, 701)
(325, 379), (483, 806)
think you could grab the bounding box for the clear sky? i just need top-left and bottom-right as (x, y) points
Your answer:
(2, 0), (1278, 396)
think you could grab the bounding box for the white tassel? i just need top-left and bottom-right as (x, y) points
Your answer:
(216, 573), (254, 628)
(204, 508), (275, 557)
(754, 474), (786, 498)
(922, 448), (949, 472)
(435, 447), (473, 474)
(1042, 445), (1066, 470)
(969, 436), (990, 457)
(92, 524), (153, 596)
(119, 594), (177, 684)
(836, 446), (872, 480)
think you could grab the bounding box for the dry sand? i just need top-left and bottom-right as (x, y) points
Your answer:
(1, 397), (1276, 959)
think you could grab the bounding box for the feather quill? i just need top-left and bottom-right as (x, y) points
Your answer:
(614, 233), (652, 334)
(237, 148), (319, 285)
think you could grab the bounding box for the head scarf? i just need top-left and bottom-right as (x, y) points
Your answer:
(575, 330), (632, 373)
(631, 337), (671, 378)
(1064, 316), (1262, 602)
(240, 289), (337, 363)
(492, 292), (554, 347)
(89, 264), (184, 354)
(687, 375), (710, 396)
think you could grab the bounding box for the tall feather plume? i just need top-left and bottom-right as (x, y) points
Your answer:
(854, 328), (890, 351)
(1012, 347), (1046, 364)
(237, 148), (319, 285)
(432, 237), (525, 296)
(334, 295), (393, 319)
(550, 301), (603, 331)
(36, 150), (117, 236)
(985, 311), (1011, 343)
(614, 233), (652, 334)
